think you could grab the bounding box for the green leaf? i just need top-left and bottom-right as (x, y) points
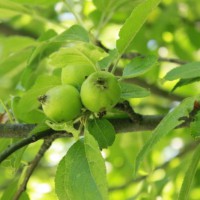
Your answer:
(0, 48), (32, 77)
(19, 192), (30, 200)
(0, 0), (30, 15)
(1, 180), (18, 200)
(21, 29), (61, 90)
(27, 30), (59, 66)
(134, 96), (197, 175)
(0, 138), (26, 170)
(0, 139), (10, 155)
(120, 82), (150, 99)
(190, 112), (200, 138)
(55, 133), (108, 200)
(93, 0), (106, 10)
(38, 29), (58, 42)
(1, 179), (29, 200)
(49, 42), (107, 70)
(12, 96), (42, 124)
(116, 0), (161, 55)
(178, 144), (200, 200)
(11, 0), (58, 6)
(9, 141), (26, 169)
(26, 25), (89, 69)
(53, 25), (90, 43)
(0, 36), (35, 59)
(0, 48), (33, 99)
(122, 55), (158, 78)
(171, 77), (200, 91)
(93, 0), (143, 16)
(0, 138), (26, 169)
(164, 62), (200, 81)
(87, 118), (115, 149)
(28, 41), (61, 67)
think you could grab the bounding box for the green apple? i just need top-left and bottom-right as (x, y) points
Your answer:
(61, 65), (95, 89)
(80, 71), (121, 113)
(38, 85), (82, 122)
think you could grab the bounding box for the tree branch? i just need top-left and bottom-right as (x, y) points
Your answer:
(0, 114), (163, 163)
(128, 77), (185, 102)
(96, 40), (188, 65)
(122, 52), (187, 65)
(109, 140), (200, 192)
(115, 101), (143, 123)
(109, 115), (163, 133)
(0, 115), (163, 139)
(0, 23), (38, 39)
(158, 56), (187, 65)
(13, 137), (55, 200)
(1, 99), (198, 164)
(0, 124), (36, 138)
(0, 129), (71, 164)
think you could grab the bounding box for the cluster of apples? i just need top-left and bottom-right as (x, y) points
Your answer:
(38, 65), (121, 122)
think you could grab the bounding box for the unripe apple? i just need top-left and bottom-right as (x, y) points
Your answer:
(80, 71), (121, 113)
(38, 85), (82, 122)
(61, 65), (95, 89)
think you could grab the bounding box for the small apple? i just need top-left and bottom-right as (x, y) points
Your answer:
(61, 65), (95, 89)
(80, 71), (121, 113)
(38, 85), (82, 122)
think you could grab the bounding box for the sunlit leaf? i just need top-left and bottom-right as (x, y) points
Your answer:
(54, 25), (89, 43)
(172, 77), (200, 91)
(120, 82), (150, 99)
(134, 96), (197, 175)
(0, 36), (35, 59)
(27, 30), (59, 66)
(55, 133), (108, 200)
(164, 62), (200, 81)
(178, 144), (200, 200)
(49, 43), (107, 70)
(92, 0), (107, 10)
(0, 48), (32, 77)
(12, 0), (58, 5)
(0, 48), (33, 99)
(122, 55), (158, 78)
(0, 0), (30, 15)
(1, 178), (29, 200)
(1, 180), (18, 200)
(116, 0), (161, 55)
(27, 25), (89, 68)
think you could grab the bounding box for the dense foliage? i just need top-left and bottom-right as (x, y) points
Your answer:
(0, 0), (200, 199)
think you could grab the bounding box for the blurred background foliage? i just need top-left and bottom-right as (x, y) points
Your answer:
(0, 0), (200, 199)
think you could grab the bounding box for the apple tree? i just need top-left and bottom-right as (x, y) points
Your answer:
(0, 0), (200, 199)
